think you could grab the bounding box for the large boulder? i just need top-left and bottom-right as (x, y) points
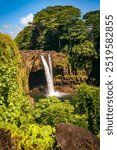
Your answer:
(55, 123), (100, 150)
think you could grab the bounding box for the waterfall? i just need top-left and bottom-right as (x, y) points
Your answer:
(41, 53), (68, 97)
(48, 53), (53, 79)
(40, 54), (55, 95)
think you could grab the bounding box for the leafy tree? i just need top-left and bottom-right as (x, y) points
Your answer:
(83, 10), (100, 85)
(33, 6), (81, 28)
(64, 40), (98, 74)
(83, 10), (100, 52)
(15, 26), (33, 49)
(16, 6), (82, 51)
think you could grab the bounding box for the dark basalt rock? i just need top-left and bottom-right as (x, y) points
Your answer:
(55, 123), (100, 150)
(0, 128), (15, 150)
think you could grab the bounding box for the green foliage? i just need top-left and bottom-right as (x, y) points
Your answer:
(66, 40), (98, 71)
(34, 96), (88, 128)
(15, 26), (33, 50)
(83, 10), (100, 52)
(71, 83), (100, 135)
(0, 34), (18, 106)
(0, 122), (55, 150)
(83, 10), (100, 84)
(15, 6), (82, 51)
(33, 6), (81, 27)
(0, 33), (55, 149)
(0, 33), (33, 125)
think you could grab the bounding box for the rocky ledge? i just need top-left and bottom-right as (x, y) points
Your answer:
(20, 50), (69, 73)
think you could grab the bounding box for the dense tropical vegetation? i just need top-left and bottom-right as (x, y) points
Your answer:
(0, 5), (100, 149)
(15, 6), (100, 84)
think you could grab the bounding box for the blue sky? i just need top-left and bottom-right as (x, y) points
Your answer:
(0, 0), (100, 38)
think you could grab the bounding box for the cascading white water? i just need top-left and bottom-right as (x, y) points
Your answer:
(40, 54), (55, 95)
(41, 53), (68, 97)
(48, 53), (53, 79)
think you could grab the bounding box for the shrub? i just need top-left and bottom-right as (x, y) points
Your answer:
(71, 83), (100, 134)
(35, 96), (88, 128)
(0, 122), (55, 150)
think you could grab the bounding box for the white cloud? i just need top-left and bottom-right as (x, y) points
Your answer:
(9, 25), (24, 39)
(20, 13), (34, 26)
(0, 24), (24, 39)
(2, 24), (11, 29)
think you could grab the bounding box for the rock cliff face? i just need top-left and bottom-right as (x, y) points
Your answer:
(20, 50), (69, 93)
(20, 50), (68, 73)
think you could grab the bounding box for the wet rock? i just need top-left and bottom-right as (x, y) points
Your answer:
(55, 123), (100, 150)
